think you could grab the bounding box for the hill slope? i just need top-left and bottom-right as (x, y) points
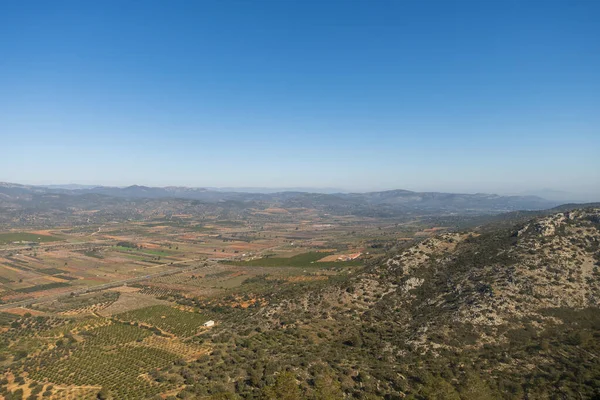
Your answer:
(171, 208), (600, 399)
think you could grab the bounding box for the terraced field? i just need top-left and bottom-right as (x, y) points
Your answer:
(81, 322), (152, 346)
(115, 305), (208, 337)
(0, 202), (383, 399)
(12, 316), (197, 399)
(29, 345), (178, 398)
(0, 232), (63, 244)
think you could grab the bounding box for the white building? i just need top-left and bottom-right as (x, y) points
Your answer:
(203, 320), (215, 327)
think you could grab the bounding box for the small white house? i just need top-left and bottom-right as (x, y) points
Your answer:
(203, 320), (215, 327)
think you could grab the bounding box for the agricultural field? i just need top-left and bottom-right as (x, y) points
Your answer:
(0, 232), (63, 245)
(29, 343), (180, 398)
(0, 208), (415, 307)
(80, 323), (152, 346)
(0, 205), (448, 399)
(31, 291), (120, 315)
(223, 251), (364, 268)
(115, 305), (208, 337)
(0, 307), (206, 399)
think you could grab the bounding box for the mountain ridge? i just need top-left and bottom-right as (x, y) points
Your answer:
(0, 181), (559, 215)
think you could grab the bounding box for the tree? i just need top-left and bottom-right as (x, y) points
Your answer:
(209, 393), (240, 400)
(261, 371), (302, 400)
(313, 372), (343, 400)
(420, 377), (460, 400)
(459, 374), (499, 400)
(97, 387), (110, 400)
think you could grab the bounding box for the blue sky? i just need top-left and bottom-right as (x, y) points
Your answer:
(1, 0), (599, 198)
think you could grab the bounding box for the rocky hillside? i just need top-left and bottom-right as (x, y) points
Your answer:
(371, 208), (600, 345)
(174, 208), (600, 399)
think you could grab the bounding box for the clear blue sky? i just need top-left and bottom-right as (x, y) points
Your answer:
(1, 0), (599, 198)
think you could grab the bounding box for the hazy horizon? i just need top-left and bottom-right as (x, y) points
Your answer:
(1, 1), (599, 200)
(2, 179), (599, 202)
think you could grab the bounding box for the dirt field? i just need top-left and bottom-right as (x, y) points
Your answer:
(2, 307), (46, 316)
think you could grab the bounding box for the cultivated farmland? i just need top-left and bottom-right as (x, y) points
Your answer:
(0, 199), (441, 399)
(115, 305), (208, 337)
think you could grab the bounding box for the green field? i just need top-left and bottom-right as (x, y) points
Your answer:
(212, 220), (245, 227)
(39, 268), (68, 275)
(0, 232), (62, 245)
(29, 342), (178, 398)
(138, 248), (174, 256)
(114, 246), (173, 257)
(54, 274), (78, 281)
(190, 225), (215, 232)
(115, 305), (207, 337)
(0, 312), (18, 326)
(223, 251), (363, 268)
(82, 323), (152, 346)
(83, 250), (104, 259)
(15, 282), (70, 293)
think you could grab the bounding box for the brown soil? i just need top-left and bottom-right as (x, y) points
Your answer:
(98, 291), (169, 316)
(286, 275), (328, 282)
(3, 307), (45, 316)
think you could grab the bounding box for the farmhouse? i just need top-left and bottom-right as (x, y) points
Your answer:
(203, 320), (215, 327)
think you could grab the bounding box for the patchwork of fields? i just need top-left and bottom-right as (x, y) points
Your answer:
(0, 211), (440, 399)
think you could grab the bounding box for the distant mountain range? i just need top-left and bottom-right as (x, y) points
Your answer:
(0, 181), (564, 216)
(35, 184), (348, 194)
(514, 188), (600, 203)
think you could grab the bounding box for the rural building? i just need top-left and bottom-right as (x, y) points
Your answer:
(203, 320), (215, 327)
